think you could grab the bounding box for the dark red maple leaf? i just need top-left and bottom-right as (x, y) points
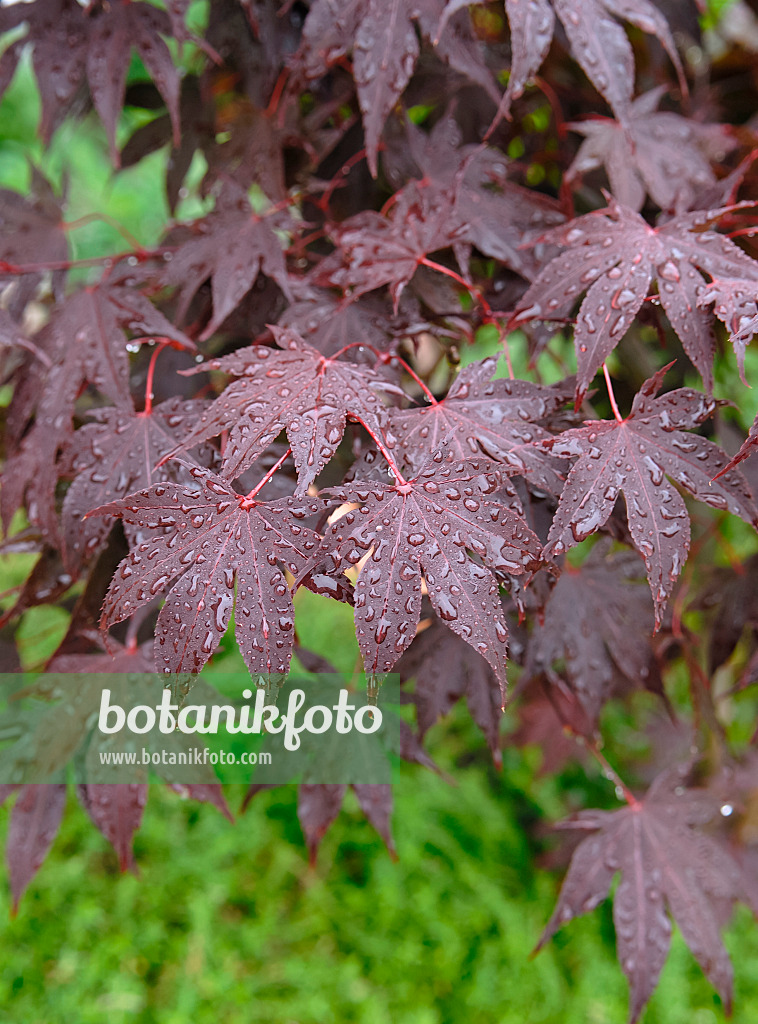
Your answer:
(538, 366), (758, 623)
(315, 448), (543, 688)
(162, 183), (293, 339)
(567, 88), (729, 213)
(0, 0), (181, 164)
(1, 280), (195, 540)
(165, 327), (395, 493)
(538, 766), (751, 1023)
(440, 0), (683, 122)
(292, 0), (497, 176)
(320, 183), (468, 310)
(389, 357), (571, 493)
(62, 397), (212, 572)
(512, 198), (758, 398)
(384, 114), (565, 279)
(524, 540), (662, 720)
(94, 466), (323, 678)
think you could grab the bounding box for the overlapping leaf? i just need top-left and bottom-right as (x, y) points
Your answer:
(62, 397), (211, 572)
(162, 183), (293, 339)
(524, 540), (662, 720)
(95, 467), (323, 678)
(316, 448), (543, 687)
(396, 603), (503, 761)
(321, 183), (468, 309)
(538, 767), (751, 1023)
(166, 328), (394, 492)
(567, 88), (728, 213)
(539, 367), (758, 622)
(390, 357), (570, 492)
(439, 0), (683, 120)
(291, 0), (497, 176)
(512, 198), (758, 397)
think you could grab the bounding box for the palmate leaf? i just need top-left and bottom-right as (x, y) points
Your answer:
(524, 539), (662, 721)
(539, 366), (758, 623)
(162, 183), (293, 340)
(94, 467), (323, 678)
(538, 766), (751, 1023)
(512, 198), (758, 399)
(315, 447), (543, 688)
(390, 357), (571, 492)
(439, 0), (684, 120)
(166, 327), (395, 492)
(291, 0), (497, 176)
(62, 397), (212, 572)
(320, 183), (469, 310)
(567, 88), (728, 213)
(0, 0), (181, 164)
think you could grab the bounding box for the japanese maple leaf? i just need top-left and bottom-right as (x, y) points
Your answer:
(162, 183), (293, 339)
(389, 357), (571, 493)
(538, 767), (751, 1023)
(386, 115), (565, 279)
(567, 88), (729, 213)
(439, 0), (683, 121)
(698, 278), (758, 382)
(396, 602), (504, 762)
(291, 0), (497, 176)
(165, 327), (394, 492)
(512, 197), (758, 398)
(94, 466), (323, 679)
(0, 0), (181, 164)
(539, 366), (758, 623)
(277, 286), (419, 357)
(524, 540), (662, 721)
(61, 397), (212, 572)
(315, 448), (543, 688)
(1, 282), (194, 538)
(321, 183), (468, 309)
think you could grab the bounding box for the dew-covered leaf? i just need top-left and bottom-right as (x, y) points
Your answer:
(316, 447), (543, 688)
(390, 357), (571, 492)
(166, 327), (393, 492)
(512, 198), (758, 398)
(62, 398), (211, 572)
(540, 367), (758, 623)
(94, 467), (323, 679)
(538, 767), (751, 1023)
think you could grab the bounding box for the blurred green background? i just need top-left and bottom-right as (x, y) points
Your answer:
(2, 3), (758, 1022)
